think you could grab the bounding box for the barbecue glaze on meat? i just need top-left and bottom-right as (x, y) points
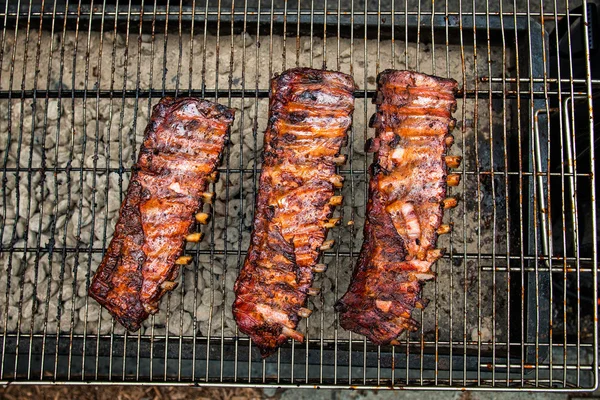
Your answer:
(233, 68), (355, 357)
(335, 70), (459, 344)
(89, 97), (234, 331)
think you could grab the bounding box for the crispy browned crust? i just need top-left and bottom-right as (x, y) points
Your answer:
(233, 68), (355, 357)
(89, 97), (234, 331)
(335, 70), (459, 345)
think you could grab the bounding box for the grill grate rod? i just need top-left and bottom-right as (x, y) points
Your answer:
(0, 0), (596, 390)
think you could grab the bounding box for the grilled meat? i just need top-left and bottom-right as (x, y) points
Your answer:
(89, 97), (234, 331)
(233, 68), (355, 357)
(335, 70), (459, 345)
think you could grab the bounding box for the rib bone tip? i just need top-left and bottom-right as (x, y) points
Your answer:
(307, 287), (321, 296)
(143, 303), (158, 315)
(185, 232), (204, 242)
(445, 155), (462, 169)
(160, 280), (178, 291)
(207, 171), (220, 183)
(329, 195), (343, 206)
(202, 192), (215, 204)
(175, 255), (193, 265)
(446, 173), (461, 186)
(331, 175), (344, 188)
(320, 240), (335, 251)
(442, 197), (458, 209)
(298, 307), (313, 318)
(281, 326), (304, 342)
(429, 248), (445, 261)
(195, 212), (210, 224)
(313, 263), (328, 273)
(333, 154), (347, 166)
(448, 118), (457, 132)
(437, 224), (452, 235)
(323, 218), (341, 229)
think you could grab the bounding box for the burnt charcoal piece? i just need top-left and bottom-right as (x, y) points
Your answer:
(233, 68), (355, 357)
(335, 70), (459, 345)
(89, 97), (234, 332)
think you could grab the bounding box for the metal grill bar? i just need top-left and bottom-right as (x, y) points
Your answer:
(0, 0), (597, 390)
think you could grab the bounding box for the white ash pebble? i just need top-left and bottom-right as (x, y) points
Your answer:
(151, 327), (166, 336)
(150, 310), (167, 327)
(30, 315), (45, 333)
(6, 255), (23, 277)
(209, 313), (223, 334)
(56, 198), (70, 215)
(77, 224), (93, 244)
(202, 270), (212, 284)
(196, 304), (211, 322)
(212, 260), (224, 275)
(86, 119), (105, 141)
(50, 264), (72, 281)
(54, 214), (67, 232)
(112, 323), (126, 335)
(26, 232), (38, 247)
(240, 231), (251, 250)
(184, 273), (204, 292)
(198, 322), (209, 335)
(79, 305), (100, 323)
(18, 194), (38, 219)
(201, 288), (223, 307)
(18, 282), (35, 303)
(165, 291), (182, 310)
(24, 263), (46, 284)
(109, 140), (132, 166)
(225, 270), (237, 291)
(59, 312), (76, 332)
(15, 220), (24, 239)
(2, 201), (16, 221)
(3, 306), (19, 331)
(213, 200), (226, 216)
(85, 153), (106, 169)
(183, 291), (197, 312)
(225, 291), (235, 308)
(0, 274), (6, 294)
(73, 296), (86, 311)
(34, 184), (49, 203)
(97, 321), (112, 335)
(167, 311), (192, 336)
(46, 100), (61, 121)
(36, 280), (59, 302)
(60, 278), (75, 301)
(225, 226), (239, 245)
(107, 193), (121, 216)
(98, 305), (112, 321)
(21, 299), (34, 320)
(77, 281), (89, 298)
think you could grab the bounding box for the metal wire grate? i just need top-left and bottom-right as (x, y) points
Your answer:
(0, 0), (597, 390)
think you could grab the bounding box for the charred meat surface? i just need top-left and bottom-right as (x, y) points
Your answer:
(335, 70), (459, 345)
(233, 68), (355, 357)
(89, 97), (234, 331)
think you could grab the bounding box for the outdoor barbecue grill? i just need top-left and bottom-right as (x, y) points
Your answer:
(0, 0), (597, 391)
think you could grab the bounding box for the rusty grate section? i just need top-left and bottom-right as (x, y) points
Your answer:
(0, 0), (597, 390)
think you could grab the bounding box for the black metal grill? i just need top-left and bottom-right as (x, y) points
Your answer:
(0, 0), (597, 390)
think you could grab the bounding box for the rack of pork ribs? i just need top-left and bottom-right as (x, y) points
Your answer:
(335, 70), (460, 345)
(233, 68), (356, 357)
(89, 97), (234, 331)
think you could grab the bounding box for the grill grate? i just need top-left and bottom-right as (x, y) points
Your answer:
(0, 0), (597, 390)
